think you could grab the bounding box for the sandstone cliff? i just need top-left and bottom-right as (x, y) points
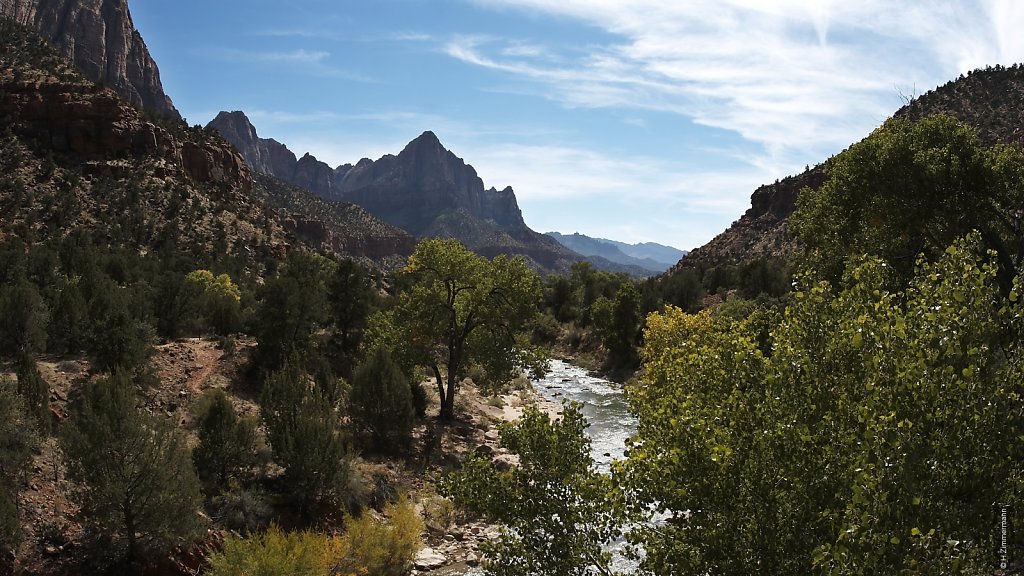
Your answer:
(0, 0), (180, 120)
(210, 111), (580, 273)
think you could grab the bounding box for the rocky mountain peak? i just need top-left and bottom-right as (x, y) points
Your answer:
(1, 0), (181, 120)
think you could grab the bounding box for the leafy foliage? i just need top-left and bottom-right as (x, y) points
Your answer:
(367, 238), (544, 420)
(442, 404), (624, 576)
(183, 269), (242, 335)
(206, 499), (422, 576)
(16, 355), (51, 435)
(255, 252), (330, 370)
(621, 234), (1024, 574)
(61, 370), (202, 560)
(792, 114), (1024, 283)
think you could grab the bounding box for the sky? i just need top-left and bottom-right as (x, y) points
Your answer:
(129, 1), (1024, 252)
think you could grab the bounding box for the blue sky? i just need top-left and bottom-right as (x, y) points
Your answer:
(130, 1), (1024, 251)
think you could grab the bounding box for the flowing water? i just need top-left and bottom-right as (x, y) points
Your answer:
(459, 358), (639, 575)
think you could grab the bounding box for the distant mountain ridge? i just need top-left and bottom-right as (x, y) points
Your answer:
(546, 231), (686, 274)
(208, 110), (583, 274)
(0, 0), (180, 120)
(667, 63), (1024, 279)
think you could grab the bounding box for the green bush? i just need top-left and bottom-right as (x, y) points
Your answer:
(349, 347), (415, 454)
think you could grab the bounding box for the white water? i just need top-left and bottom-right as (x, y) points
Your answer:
(460, 359), (638, 575)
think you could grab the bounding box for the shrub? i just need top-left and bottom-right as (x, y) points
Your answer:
(206, 499), (422, 576)
(349, 347), (415, 454)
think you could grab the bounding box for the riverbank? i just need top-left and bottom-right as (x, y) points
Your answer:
(406, 376), (563, 574)
(411, 360), (636, 574)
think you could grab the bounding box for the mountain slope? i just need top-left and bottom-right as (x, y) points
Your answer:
(667, 63), (1024, 278)
(0, 0), (180, 120)
(209, 111), (582, 274)
(546, 231), (685, 274)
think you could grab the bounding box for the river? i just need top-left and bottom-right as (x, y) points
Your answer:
(460, 358), (638, 575)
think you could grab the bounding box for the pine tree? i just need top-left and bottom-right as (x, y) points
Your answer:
(193, 389), (256, 491)
(16, 355), (51, 435)
(61, 370), (202, 560)
(0, 377), (39, 556)
(260, 358), (349, 520)
(350, 347), (414, 454)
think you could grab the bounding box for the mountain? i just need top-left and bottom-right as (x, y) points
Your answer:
(667, 63), (1024, 279)
(546, 232), (686, 274)
(0, 0), (180, 120)
(252, 173), (415, 267)
(209, 111), (581, 273)
(0, 17), (412, 269)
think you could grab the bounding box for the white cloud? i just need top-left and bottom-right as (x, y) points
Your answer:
(456, 0), (1021, 162)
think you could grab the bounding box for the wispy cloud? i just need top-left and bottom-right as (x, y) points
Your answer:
(206, 47), (374, 82)
(456, 0), (1024, 164)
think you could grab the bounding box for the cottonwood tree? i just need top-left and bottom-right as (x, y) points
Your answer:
(61, 370), (202, 561)
(621, 235), (1024, 574)
(791, 114), (1024, 284)
(367, 238), (544, 420)
(442, 404), (624, 576)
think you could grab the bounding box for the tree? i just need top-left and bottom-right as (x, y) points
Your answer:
(260, 358), (349, 519)
(349, 347), (414, 454)
(16, 355), (51, 435)
(327, 258), (377, 379)
(48, 276), (87, 354)
(621, 234), (1024, 574)
(592, 281), (642, 368)
(0, 276), (47, 358)
(61, 370), (202, 561)
(367, 238), (544, 420)
(442, 404), (624, 576)
(255, 252), (329, 370)
(183, 269), (242, 335)
(0, 377), (40, 556)
(791, 114), (1024, 283)
(193, 389), (257, 491)
(84, 285), (154, 374)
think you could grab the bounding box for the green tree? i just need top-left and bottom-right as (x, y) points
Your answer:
(0, 277), (47, 358)
(193, 389), (257, 491)
(349, 347), (414, 454)
(48, 276), (87, 354)
(0, 377), (40, 556)
(255, 252), (329, 370)
(791, 114), (1024, 283)
(16, 355), (50, 435)
(61, 370), (202, 561)
(183, 269), (242, 335)
(442, 404), (624, 576)
(327, 258), (377, 378)
(592, 281), (642, 368)
(84, 285), (154, 374)
(367, 238), (544, 420)
(260, 358), (349, 519)
(621, 234), (1024, 574)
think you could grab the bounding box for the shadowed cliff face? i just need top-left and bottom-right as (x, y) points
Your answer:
(210, 111), (582, 273)
(0, 0), (180, 120)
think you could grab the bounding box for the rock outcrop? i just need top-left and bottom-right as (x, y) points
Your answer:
(666, 167), (825, 275)
(0, 74), (246, 187)
(333, 131), (528, 234)
(0, 0), (180, 120)
(210, 111), (580, 273)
